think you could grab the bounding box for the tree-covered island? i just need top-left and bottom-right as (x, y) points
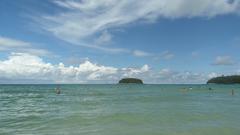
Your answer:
(118, 78), (143, 84)
(207, 75), (240, 84)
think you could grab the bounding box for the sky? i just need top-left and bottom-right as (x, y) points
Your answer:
(0, 0), (240, 84)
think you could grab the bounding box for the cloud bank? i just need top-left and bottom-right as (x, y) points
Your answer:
(0, 53), (148, 83)
(0, 52), (223, 84)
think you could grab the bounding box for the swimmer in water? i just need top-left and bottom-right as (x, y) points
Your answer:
(55, 87), (61, 94)
(180, 88), (188, 93)
(231, 89), (234, 96)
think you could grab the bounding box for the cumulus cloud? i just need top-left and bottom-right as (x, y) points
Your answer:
(159, 68), (176, 78)
(121, 64), (150, 77)
(208, 72), (219, 78)
(0, 53), (116, 83)
(0, 36), (50, 56)
(155, 69), (211, 84)
(212, 56), (235, 65)
(37, 0), (240, 52)
(0, 53), (150, 83)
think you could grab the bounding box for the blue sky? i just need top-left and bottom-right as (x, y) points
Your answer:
(0, 0), (240, 84)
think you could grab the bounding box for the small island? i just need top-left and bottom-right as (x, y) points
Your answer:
(118, 78), (143, 84)
(207, 75), (240, 84)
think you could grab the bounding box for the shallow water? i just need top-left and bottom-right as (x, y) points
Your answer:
(0, 84), (240, 135)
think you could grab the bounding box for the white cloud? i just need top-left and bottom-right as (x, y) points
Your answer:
(38, 0), (240, 52)
(154, 69), (211, 84)
(161, 51), (175, 60)
(74, 42), (130, 53)
(121, 64), (150, 77)
(95, 30), (112, 45)
(133, 50), (152, 57)
(153, 51), (175, 60)
(159, 70), (212, 84)
(213, 56), (235, 65)
(0, 36), (31, 48)
(0, 36), (50, 56)
(159, 68), (176, 78)
(64, 57), (90, 65)
(208, 72), (219, 78)
(0, 53), (53, 80)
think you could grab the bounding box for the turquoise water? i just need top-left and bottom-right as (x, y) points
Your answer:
(0, 84), (240, 135)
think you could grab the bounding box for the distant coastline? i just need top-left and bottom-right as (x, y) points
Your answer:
(207, 75), (240, 84)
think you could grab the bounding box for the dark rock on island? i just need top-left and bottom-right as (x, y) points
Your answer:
(207, 75), (240, 84)
(118, 78), (143, 84)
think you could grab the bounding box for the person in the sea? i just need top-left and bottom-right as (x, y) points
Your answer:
(180, 88), (188, 93)
(231, 89), (234, 96)
(55, 87), (61, 94)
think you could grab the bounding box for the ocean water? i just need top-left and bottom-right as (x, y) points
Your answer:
(0, 84), (240, 135)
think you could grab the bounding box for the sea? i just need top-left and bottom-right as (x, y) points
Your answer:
(0, 84), (240, 135)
